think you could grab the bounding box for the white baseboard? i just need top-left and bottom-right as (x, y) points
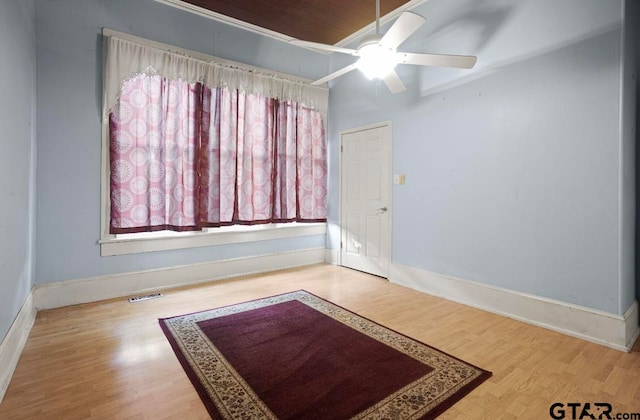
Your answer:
(34, 247), (326, 310)
(390, 263), (640, 352)
(0, 292), (37, 404)
(624, 301), (640, 350)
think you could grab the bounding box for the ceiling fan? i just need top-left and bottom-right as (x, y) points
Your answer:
(289, 0), (477, 94)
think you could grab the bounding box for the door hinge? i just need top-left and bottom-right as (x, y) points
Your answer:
(341, 145), (343, 153)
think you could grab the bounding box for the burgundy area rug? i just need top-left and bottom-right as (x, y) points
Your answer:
(159, 290), (491, 419)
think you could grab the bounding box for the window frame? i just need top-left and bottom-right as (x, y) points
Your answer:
(99, 28), (326, 257)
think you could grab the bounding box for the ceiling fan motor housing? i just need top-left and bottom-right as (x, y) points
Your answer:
(356, 34), (385, 52)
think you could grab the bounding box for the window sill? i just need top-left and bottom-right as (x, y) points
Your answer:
(99, 223), (327, 256)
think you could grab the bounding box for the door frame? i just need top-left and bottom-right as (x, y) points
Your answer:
(338, 121), (393, 277)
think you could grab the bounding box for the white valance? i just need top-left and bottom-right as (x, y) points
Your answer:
(102, 32), (329, 121)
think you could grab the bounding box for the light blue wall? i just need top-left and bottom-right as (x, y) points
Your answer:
(27, 0), (638, 316)
(632, 0), (640, 304)
(34, 0), (330, 284)
(0, 0), (37, 340)
(622, 0), (638, 313)
(327, 0), (632, 314)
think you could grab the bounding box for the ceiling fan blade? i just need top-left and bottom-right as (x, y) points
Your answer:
(380, 12), (426, 49)
(399, 52), (477, 69)
(288, 39), (356, 55)
(382, 70), (406, 94)
(311, 64), (358, 86)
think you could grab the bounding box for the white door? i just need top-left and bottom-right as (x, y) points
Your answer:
(340, 123), (391, 278)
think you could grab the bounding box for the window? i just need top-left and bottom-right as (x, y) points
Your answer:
(100, 30), (328, 256)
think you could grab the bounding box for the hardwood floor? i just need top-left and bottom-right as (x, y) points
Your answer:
(1, 264), (639, 419)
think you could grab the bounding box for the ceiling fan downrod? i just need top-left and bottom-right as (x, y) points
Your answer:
(375, 0), (380, 34)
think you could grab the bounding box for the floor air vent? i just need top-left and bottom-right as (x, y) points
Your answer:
(128, 293), (163, 303)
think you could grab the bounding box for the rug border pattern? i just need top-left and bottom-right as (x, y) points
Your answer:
(159, 290), (492, 419)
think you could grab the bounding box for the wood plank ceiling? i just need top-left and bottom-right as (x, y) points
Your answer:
(181, 0), (414, 45)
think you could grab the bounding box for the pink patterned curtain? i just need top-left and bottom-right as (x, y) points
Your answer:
(109, 74), (327, 234)
(277, 100), (327, 221)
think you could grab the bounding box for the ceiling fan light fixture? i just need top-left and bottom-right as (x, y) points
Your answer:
(355, 43), (399, 80)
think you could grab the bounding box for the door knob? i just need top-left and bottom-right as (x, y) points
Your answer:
(376, 207), (388, 214)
